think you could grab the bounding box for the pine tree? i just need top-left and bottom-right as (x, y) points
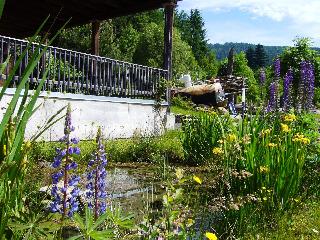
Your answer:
(255, 44), (268, 68)
(188, 9), (208, 63)
(245, 46), (256, 69)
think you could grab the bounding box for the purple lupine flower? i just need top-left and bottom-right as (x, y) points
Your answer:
(300, 61), (315, 110)
(86, 127), (108, 220)
(274, 58), (280, 79)
(283, 69), (294, 112)
(266, 82), (277, 112)
(305, 61), (315, 110)
(51, 104), (81, 219)
(259, 69), (266, 86)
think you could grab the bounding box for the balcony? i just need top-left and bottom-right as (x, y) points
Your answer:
(0, 35), (168, 99)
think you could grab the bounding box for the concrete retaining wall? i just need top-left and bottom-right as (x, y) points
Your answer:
(0, 89), (175, 141)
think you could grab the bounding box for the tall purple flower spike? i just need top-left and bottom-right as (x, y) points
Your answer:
(259, 69), (266, 86)
(86, 127), (108, 219)
(300, 61), (315, 110)
(266, 82), (277, 112)
(274, 58), (280, 79)
(283, 69), (293, 112)
(50, 104), (81, 219)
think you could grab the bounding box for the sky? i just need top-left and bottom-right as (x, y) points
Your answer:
(178, 0), (320, 47)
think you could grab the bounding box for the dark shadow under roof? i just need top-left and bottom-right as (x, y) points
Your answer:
(0, 0), (178, 38)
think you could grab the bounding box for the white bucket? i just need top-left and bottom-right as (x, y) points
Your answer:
(180, 74), (192, 88)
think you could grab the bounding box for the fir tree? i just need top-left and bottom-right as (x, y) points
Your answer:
(245, 46), (256, 69)
(255, 44), (268, 68)
(188, 9), (208, 63)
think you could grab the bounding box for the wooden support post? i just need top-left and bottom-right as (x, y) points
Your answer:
(163, 1), (175, 80)
(91, 20), (100, 56)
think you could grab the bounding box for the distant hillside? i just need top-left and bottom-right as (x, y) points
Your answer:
(209, 42), (286, 65)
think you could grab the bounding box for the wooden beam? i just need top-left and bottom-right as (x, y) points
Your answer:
(163, 1), (175, 80)
(91, 20), (100, 56)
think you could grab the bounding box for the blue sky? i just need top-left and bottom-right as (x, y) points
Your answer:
(178, 0), (320, 47)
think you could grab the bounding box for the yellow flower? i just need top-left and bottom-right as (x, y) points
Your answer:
(217, 139), (224, 144)
(186, 218), (195, 227)
(281, 123), (290, 133)
(226, 134), (237, 142)
(292, 133), (310, 145)
(212, 147), (223, 155)
(205, 232), (218, 240)
(193, 176), (202, 184)
(263, 197), (267, 201)
(175, 168), (184, 180)
(261, 129), (272, 137)
(260, 166), (270, 173)
(261, 186), (266, 190)
(267, 143), (277, 148)
(242, 134), (251, 144)
(284, 113), (297, 122)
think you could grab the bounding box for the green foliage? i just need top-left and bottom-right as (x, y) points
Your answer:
(254, 44), (268, 69)
(245, 44), (268, 70)
(233, 52), (258, 102)
(0, 19), (67, 237)
(210, 42), (289, 65)
(245, 46), (256, 69)
(219, 52), (259, 102)
(280, 38), (320, 103)
(29, 130), (184, 164)
(181, 112), (234, 165)
(315, 87), (320, 106)
(56, 9), (218, 81)
(188, 9), (209, 63)
(175, 9), (218, 79)
(46, 53), (83, 82)
(139, 168), (212, 239)
(69, 206), (134, 240)
(171, 96), (193, 110)
(243, 201), (320, 239)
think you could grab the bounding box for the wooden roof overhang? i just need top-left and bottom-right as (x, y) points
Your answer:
(0, 0), (178, 38)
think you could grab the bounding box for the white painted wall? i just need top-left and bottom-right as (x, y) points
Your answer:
(0, 89), (174, 141)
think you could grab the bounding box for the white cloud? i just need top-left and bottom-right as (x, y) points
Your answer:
(178, 0), (320, 43)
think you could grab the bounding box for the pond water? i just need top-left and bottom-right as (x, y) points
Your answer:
(105, 165), (164, 220)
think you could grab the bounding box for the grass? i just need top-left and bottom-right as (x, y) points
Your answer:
(29, 130), (184, 164)
(170, 105), (204, 116)
(243, 200), (320, 239)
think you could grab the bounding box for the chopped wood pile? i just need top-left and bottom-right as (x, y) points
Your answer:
(207, 75), (247, 94)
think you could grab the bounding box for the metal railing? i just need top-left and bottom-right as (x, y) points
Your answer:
(0, 35), (168, 99)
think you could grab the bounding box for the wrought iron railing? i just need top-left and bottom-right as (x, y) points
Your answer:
(0, 35), (168, 99)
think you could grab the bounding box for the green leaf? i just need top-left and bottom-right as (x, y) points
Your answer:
(0, 0), (5, 19)
(67, 235), (83, 240)
(90, 230), (114, 240)
(85, 206), (94, 231)
(92, 212), (109, 230)
(72, 212), (85, 230)
(0, 56), (9, 74)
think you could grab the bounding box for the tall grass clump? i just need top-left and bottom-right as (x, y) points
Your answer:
(181, 112), (234, 165)
(0, 5), (68, 236)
